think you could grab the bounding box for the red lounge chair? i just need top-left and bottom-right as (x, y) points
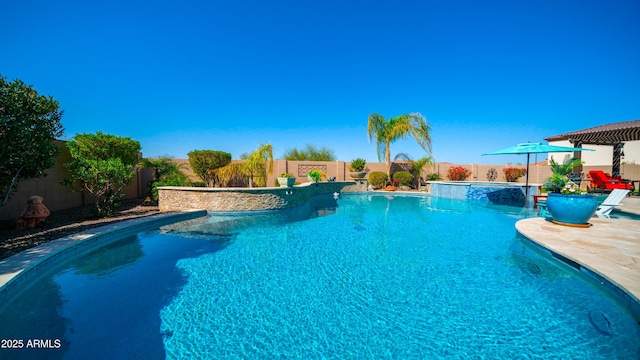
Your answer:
(588, 170), (632, 192)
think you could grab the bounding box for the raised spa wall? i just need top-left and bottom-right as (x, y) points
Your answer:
(158, 181), (367, 212)
(428, 181), (539, 206)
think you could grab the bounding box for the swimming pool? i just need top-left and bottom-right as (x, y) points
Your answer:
(1, 194), (638, 359)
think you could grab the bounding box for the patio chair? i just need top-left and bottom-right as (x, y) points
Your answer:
(588, 170), (633, 193)
(568, 173), (582, 186)
(595, 189), (630, 218)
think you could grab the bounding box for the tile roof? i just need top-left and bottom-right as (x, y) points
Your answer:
(545, 120), (640, 144)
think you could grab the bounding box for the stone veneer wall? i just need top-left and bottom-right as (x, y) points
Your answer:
(158, 181), (366, 212)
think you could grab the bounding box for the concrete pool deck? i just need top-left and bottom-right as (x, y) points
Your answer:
(516, 196), (640, 304)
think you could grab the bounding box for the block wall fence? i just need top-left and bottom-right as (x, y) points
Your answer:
(2, 145), (639, 220)
(0, 141), (152, 221)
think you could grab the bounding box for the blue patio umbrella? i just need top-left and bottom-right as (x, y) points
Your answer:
(483, 142), (594, 204)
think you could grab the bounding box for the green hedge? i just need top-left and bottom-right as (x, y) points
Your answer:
(392, 171), (414, 187)
(368, 171), (388, 189)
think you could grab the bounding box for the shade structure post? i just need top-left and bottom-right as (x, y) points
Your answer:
(573, 140), (583, 176)
(612, 143), (623, 176)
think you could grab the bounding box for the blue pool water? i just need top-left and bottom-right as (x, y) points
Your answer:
(1, 194), (639, 359)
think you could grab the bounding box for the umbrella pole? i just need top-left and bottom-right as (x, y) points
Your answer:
(525, 153), (530, 206)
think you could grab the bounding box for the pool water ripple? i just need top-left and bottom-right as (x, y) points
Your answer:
(0, 195), (638, 359)
(156, 196), (640, 358)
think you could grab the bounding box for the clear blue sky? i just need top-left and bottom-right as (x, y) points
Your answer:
(2, 0), (638, 165)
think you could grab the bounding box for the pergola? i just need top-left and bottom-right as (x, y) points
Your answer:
(545, 120), (640, 176)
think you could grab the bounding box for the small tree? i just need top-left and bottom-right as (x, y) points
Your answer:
(187, 150), (232, 187)
(63, 132), (141, 217)
(0, 75), (64, 209)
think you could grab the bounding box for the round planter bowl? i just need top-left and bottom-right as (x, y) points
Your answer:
(277, 177), (296, 187)
(545, 193), (598, 225)
(349, 171), (367, 179)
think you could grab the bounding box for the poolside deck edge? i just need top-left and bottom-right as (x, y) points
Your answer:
(0, 210), (207, 293)
(515, 217), (640, 306)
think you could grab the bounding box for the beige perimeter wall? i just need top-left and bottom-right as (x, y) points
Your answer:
(0, 141), (150, 221)
(3, 149), (639, 221)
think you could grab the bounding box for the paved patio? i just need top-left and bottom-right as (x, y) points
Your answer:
(619, 194), (640, 216)
(516, 196), (640, 304)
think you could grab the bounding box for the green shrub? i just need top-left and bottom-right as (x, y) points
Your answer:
(368, 171), (388, 189)
(349, 158), (366, 172)
(279, 173), (295, 178)
(141, 157), (191, 200)
(151, 172), (191, 200)
(426, 173), (442, 181)
(392, 171), (414, 187)
(307, 170), (321, 182)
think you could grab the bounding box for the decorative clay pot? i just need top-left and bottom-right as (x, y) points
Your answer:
(545, 193), (598, 226)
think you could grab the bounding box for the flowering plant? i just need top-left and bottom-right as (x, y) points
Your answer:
(503, 167), (526, 182)
(560, 181), (587, 195)
(447, 166), (471, 181)
(542, 157), (584, 193)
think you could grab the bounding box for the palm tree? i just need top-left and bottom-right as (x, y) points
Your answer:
(140, 157), (183, 182)
(367, 113), (433, 178)
(244, 143), (274, 188)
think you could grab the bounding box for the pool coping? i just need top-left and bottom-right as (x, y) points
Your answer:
(0, 210), (207, 295)
(515, 217), (640, 308)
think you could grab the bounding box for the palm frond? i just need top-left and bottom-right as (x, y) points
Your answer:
(367, 114), (388, 162)
(394, 152), (412, 161)
(217, 163), (248, 186)
(408, 113), (433, 156)
(549, 157), (582, 176)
